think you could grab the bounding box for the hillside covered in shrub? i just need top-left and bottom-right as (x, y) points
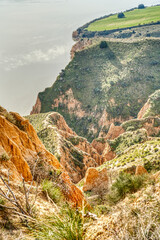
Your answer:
(32, 39), (160, 141)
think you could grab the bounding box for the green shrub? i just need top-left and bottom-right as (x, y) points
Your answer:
(138, 4), (145, 9)
(108, 172), (147, 204)
(118, 12), (125, 18)
(144, 159), (160, 172)
(32, 204), (84, 240)
(42, 180), (63, 204)
(93, 205), (111, 217)
(100, 41), (108, 49)
(95, 137), (106, 144)
(0, 153), (10, 161)
(67, 136), (82, 146)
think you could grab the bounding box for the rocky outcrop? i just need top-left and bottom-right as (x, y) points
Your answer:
(0, 145), (22, 182)
(102, 142), (116, 161)
(93, 129), (148, 164)
(48, 112), (76, 138)
(138, 102), (150, 119)
(91, 93), (160, 158)
(124, 165), (148, 175)
(92, 116), (159, 163)
(98, 110), (126, 138)
(60, 172), (87, 207)
(58, 139), (99, 183)
(51, 88), (86, 118)
(26, 112), (103, 183)
(30, 97), (41, 115)
(91, 138), (106, 155)
(91, 124), (124, 156)
(71, 39), (92, 59)
(66, 135), (103, 165)
(72, 30), (79, 39)
(105, 123), (125, 140)
(139, 118), (160, 136)
(122, 117), (160, 137)
(83, 167), (108, 192)
(135, 165), (148, 175)
(0, 107), (85, 207)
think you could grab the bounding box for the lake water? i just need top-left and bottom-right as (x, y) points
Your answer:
(0, 0), (159, 115)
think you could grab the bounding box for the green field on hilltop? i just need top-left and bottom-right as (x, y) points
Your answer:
(87, 6), (160, 31)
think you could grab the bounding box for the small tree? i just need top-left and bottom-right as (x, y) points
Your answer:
(138, 4), (145, 9)
(100, 41), (108, 49)
(118, 12), (125, 18)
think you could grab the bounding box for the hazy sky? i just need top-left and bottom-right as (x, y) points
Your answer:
(0, 0), (159, 115)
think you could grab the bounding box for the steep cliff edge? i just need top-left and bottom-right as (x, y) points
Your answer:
(31, 39), (160, 141)
(0, 106), (85, 207)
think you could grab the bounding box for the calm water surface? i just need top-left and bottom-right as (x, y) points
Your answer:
(0, 0), (159, 115)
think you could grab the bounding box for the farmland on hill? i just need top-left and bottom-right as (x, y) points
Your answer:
(87, 6), (160, 31)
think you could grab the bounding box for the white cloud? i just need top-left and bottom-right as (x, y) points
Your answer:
(2, 46), (67, 71)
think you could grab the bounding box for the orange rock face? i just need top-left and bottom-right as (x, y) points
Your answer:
(91, 124), (124, 159)
(98, 109), (130, 138)
(68, 136), (103, 166)
(0, 108), (85, 207)
(11, 112), (61, 170)
(60, 172), (86, 208)
(59, 142), (99, 183)
(138, 102), (151, 119)
(135, 166), (148, 175)
(30, 97), (41, 115)
(53, 125), (103, 183)
(105, 123), (125, 140)
(102, 142), (116, 161)
(0, 115), (33, 181)
(83, 167), (108, 192)
(51, 88), (86, 118)
(92, 139), (116, 162)
(0, 145), (22, 181)
(49, 112), (76, 137)
(91, 139), (106, 155)
(141, 117), (160, 136)
(61, 132), (103, 183)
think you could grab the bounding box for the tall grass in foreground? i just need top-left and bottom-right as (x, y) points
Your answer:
(42, 179), (63, 204)
(31, 204), (84, 240)
(117, 199), (160, 240)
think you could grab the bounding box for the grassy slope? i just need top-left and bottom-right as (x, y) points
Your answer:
(99, 138), (160, 171)
(87, 6), (160, 31)
(26, 113), (61, 159)
(143, 89), (160, 117)
(39, 39), (160, 141)
(26, 112), (51, 132)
